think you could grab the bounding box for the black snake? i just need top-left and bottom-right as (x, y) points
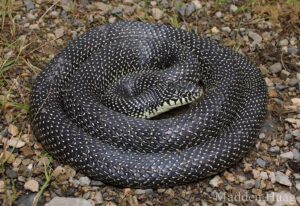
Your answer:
(30, 21), (267, 188)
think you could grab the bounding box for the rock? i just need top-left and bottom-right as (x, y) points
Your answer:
(268, 172), (276, 183)
(123, 0), (134, 5)
(176, 4), (186, 16)
(152, 8), (163, 20)
(6, 168), (17, 179)
(157, 189), (165, 193)
(224, 171), (235, 182)
(280, 151), (294, 159)
(93, 191), (103, 204)
(265, 77), (274, 87)
(288, 46), (298, 54)
(209, 175), (223, 187)
(15, 193), (40, 206)
(297, 196), (300, 205)
(259, 133), (266, 139)
(111, 6), (123, 14)
(297, 73), (300, 80)
(26, 13), (36, 20)
(24, 179), (39, 192)
(45, 197), (92, 206)
(280, 70), (290, 79)
(260, 172), (268, 180)
(215, 11), (223, 18)
(0, 180), (4, 193)
(54, 28), (64, 39)
(134, 189), (153, 195)
(296, 182), (300, 191)
(291, 98), (300, 106)
(273, 191), (297, 206)
(269, 63), (282, 74)
(135, 189), (146, 195)
(229, 4), (238, 12)
(93, 2), (110, 14)
(256, 158), (266, 167)
(279, 39), (289, 46)
(244, 13), (251, 20)
(69, 177), (80, 187)
(3, 151), (15, 164)
(24, 0), (35, 10)
(8, 124), (19, 136)
(244, 179), (255, 189)
(52, 166), (65, 178)
(288, 78), (298, 87)
(186, 3), (196, 16)
(211, 27), (220, 34)
(192, 0), (202, 9)
(164, 188), (175, 197)
(106, 202), (117, 206)
(3, 137), (26, 148)
(252, 169), (261, 179)
(292, 130), (300, 137)
(221, 27), (231, 33)
(124, 6), (135, 16)
(90, 180), (104, 186)
(248, 31), (262, 44)
(293, 149), (300, 160)
(269, 146), (280, 154)
(275, 171), (292, 187)
(79, 176), (90, 186)
(108, 17), (117, 23)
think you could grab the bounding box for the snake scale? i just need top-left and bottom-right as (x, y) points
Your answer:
(30, 21), (267, 188)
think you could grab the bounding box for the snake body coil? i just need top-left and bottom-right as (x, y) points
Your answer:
(30, 22), (267, 188)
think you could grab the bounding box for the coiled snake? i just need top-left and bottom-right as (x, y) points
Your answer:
(30, 21), (267, 188)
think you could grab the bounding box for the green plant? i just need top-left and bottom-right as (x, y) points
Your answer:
(32, 153), (53, 206)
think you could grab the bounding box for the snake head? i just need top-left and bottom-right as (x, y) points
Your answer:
(140, 81), (203, 119)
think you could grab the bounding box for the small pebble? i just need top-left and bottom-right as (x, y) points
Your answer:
(288, 78), (298, 87)
(79, 176), (91, 186)
(244, 179), (255, 189)
(296, 182), (300, 191)
(215, 11), (223, 18)
(293, 149), (300, 160)
(152, 8), (163, 20)
(288, 46), (298, 54)
(192, 0), (202, 9)
(6, 169), (17, 179)
(24, 179), (39, 192)
(280, 151), (294, 159)
(209, 175), (223, 187)
(260, 172), (268, 180)
(111, 6), (123, 14)
(24, 0), (35, 10)
(229, 4), (238, 12)
(279, 39), (289, 46)
(8, 124), (19, 136)
(221, 27), (231, 33)
(93, 191), (103, 204)
(45, 197), (92, 206)
(256, 158), (266, 167)
(211, 27), (220, 34)
(90, 180), (104, 186)
(186, 3), (196, 16)
(248, 31), (262, 44)
(275, 171), (292, 187)
(269, 62), (282, 74)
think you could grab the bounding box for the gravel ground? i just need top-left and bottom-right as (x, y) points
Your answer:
(0, 0), (300, 205)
